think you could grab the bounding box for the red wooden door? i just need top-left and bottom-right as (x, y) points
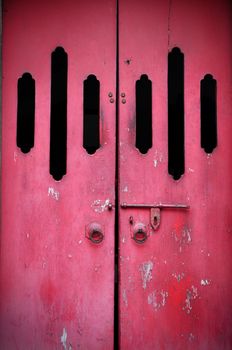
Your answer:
(1, 1), (232, 349)
(119, 0), (232, 349)
(0, 1), (116, 349)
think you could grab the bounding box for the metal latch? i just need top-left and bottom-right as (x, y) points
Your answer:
(121, 202), (190, 231)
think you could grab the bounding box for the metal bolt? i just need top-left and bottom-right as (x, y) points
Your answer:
(110, 98), (114, 103)
(121, 92), (126, 98)
(108, 92), (113, 97)
(122, 98), (126, 104)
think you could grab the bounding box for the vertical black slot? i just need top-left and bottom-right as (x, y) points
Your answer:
(135, 74), (152, 154)
(168, 47), (185, 180)
(17, 72), (35, 153)
(201, 74), (217, 153)
(83, 75), (100, 154)
(50, 47), (67, 181)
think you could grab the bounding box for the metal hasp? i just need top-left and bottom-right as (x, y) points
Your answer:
(121, 202), (190, 230)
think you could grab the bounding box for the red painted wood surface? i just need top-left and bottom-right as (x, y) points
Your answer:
(0, 1), (116, 349)
(1, 1), (232, 349)
(118, 0), (232, 349)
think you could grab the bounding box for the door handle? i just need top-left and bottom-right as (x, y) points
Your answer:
(121, 202), (190, 231)
(86, 222), (104, 244)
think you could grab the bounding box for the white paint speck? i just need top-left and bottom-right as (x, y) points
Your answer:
(200, 279), (210, 286)
(14, 151), (18, 162)
(139, 261), (154, 289)
(172, 225), (192, 252)
(188, 168), (194, 173)
(183, 286), (199, 314)
(78, 240), (83, 245)
(48, 187), (60, 201)
(189, 333), (195, 342)
(61, 328), (67, 350)
(172, 272), (185, 282)
(153, 150), (164, 168)
(122, 186), (128, 192)
(92, 199), (110, 213)
(148, 290), (168, 311)
(122, 289), (128, 307)
(26, 233), (30, 239)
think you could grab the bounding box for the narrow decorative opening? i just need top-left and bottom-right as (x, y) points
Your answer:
(135, 74), (152, 154)
(50, 47), (68, 181)
(17, 72), (35, 153)
(83, 75), (100, 154)
(200, 74), (217, 153)
(168, 47), (185, 180)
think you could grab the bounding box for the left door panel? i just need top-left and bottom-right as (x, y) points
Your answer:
(1, 1), (116, 349)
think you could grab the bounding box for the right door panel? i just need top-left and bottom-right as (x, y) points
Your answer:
(119, 0), (232, 348)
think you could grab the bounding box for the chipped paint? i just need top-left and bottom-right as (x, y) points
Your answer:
(94, 264), (101, 272)
(153, 150), (163, 168)
(122, 289), (128, 307)
(61, 328), (67, 349)
(172, 272), (185, 282)
(148, 290), (168, 311)
(48, 187), (60, 201)
(92, 199), (110, 213)
(200, 279), (210, 286)
(188, 167), (194, 173)
(189, 333), (195, 342)
(139, 261), (154, 289)
(183, 286), (199, 314)
(122, 185), (128, 192)
(172, 225), (192, 252)
(14, 151), (18, 162)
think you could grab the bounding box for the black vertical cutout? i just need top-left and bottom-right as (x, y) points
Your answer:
(50, 47), (68, 181)
(83, 75), (100, 154)
(135, 74), (152, 154)
(201, 74), (217, 153)
(17, 72), (35, 153)
(168, 47), (185, 180)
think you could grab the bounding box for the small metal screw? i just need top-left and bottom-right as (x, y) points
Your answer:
(122, 98), (126, 104)
(108, 92), (113, 97)
(108, 203), (113, 211)
(121, 92), (126, 98)
(110, 98), (114, 103)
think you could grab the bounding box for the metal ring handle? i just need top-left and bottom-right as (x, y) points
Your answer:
(89, 229), (104, 244)
(133, 228), (148, 244)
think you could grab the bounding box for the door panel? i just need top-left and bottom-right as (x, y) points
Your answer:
(0, 1), (116, 349)
(119, 0), (232, 349)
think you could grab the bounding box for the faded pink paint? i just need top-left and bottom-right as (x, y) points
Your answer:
(1, 0), (232, 349)
(0, 0), (116, 349)
(119, 0), (232, 349)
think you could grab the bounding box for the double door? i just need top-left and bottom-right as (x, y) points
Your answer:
(1, 0), (232, 349)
